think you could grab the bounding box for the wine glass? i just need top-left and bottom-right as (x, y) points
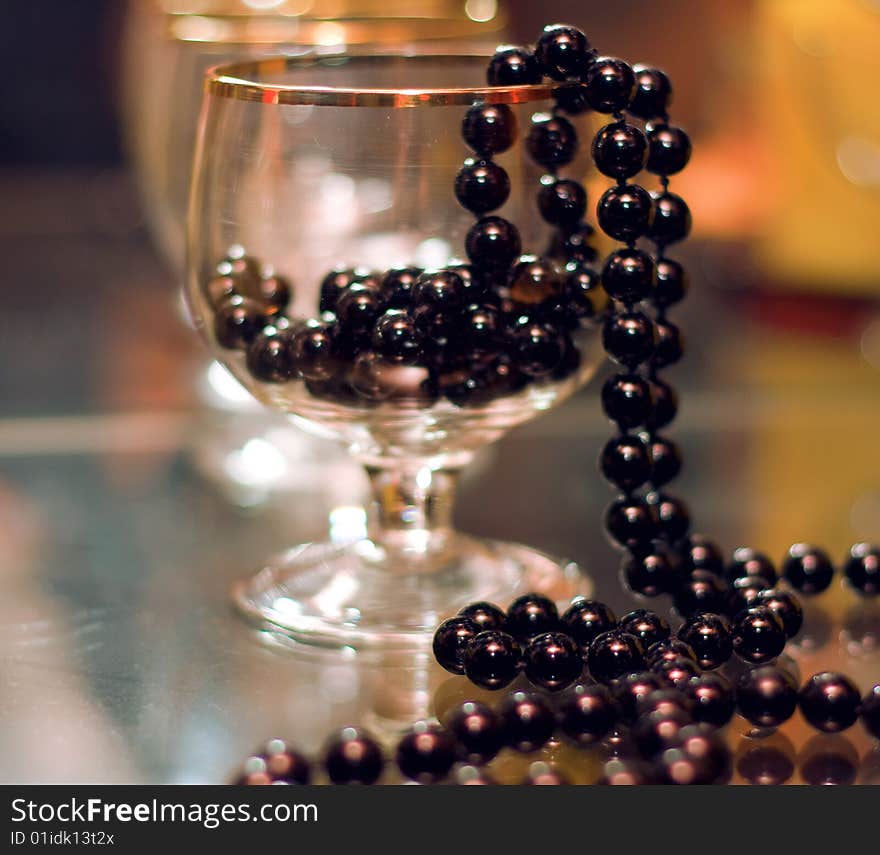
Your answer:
(121, 1), (508, 503)
(187, 52), (606, 649)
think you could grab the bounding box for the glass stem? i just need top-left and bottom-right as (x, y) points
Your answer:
(362, 461), (464, 571)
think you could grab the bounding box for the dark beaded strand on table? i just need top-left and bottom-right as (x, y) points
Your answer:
(232, 24), (880, 787)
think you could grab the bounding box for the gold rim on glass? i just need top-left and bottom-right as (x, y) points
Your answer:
(205, 53), (558, 107)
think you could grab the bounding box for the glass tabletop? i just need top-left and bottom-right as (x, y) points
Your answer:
(0, 169), (877, 784)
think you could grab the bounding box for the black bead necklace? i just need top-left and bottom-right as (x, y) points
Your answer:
(230, 24), (880, 786)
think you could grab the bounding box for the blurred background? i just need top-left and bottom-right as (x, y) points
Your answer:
(0, 0), (879, 783)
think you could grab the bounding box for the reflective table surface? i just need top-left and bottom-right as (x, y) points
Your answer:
(1, 170), (878, 784)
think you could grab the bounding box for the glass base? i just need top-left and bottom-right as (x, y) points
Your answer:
(232, 535), (592, 651)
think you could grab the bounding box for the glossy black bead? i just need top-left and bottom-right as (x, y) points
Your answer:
(684, 672), (735, 727)
(679, 535), (724, 577)
(599, 434), (651, 492)
(213, 297), (267, 349)
(506, 592), (560, 639)
(736, 666), (798, 728)
(844, 543), (880, 596)
(597, 183), (654, 242)
(799, 672), (861, 733)
(486, 45), (542, 87)
(545, 223), (597, 265)
(432, 616), (480, 675)
(535, 23), (592, 80)
(782, 544), (835, 595)
(622, 547), (682, 597)
(648, 436), (681, 487)
(628, 65), (672, 120)
(862, 684), (880, 739)
(508, 255), (563, 305)
(465, 216), (522, 272)
(395, 724), (456, 783)
(560, 599), (617, 648)
(583, 57), (636, 113)
(236, 739), (311, 785)
(678, 612), (733, 669)
(649, 191), (692, 245)
(602, 311), (655, 367)
(754, 589), (803, 639)
(652, 655), (701, 690)
(371, 310), (423, 365)
(498, 691), (555, 752)
(653, 257), (688, 307)
(651, 493), (691, 542)
(633, 709), (691, 758)
(554, 82), (591, 115)
(291, 321), (341, 382)
(731, 606), (787, 664)
(511, 321), (565, 377)
(726, 547), (778, 585)
(440, 358), (527, 408)
(645, 638), (698, 670)
(318, 268), (376, 315)
(461, 102), (517, 156)
(658, 723), (730, 784)
(559, 684), (617, 745)
(538, 178), (587, 227)
(726, 575), (773, 618)
(524, 631), (583, 691)
(646, 124), (692, 176)
(246, 326), (297, 383)
(612, 672), (664, 723)
(453, 303), (502, 357)
(601, 248), (655, 303)
(560, 263), (604, 322)
(647, 379), (679, 430)
(380, 266), (421, 309)
(335, 281), (386, 341)
(323, 728), (384, 785)
(601, 373), (653, 429)
(412, 269), (466, 315)
(454, 158), (510, 214)
(445, 701), (503, 764)
(619, 609), (671, 649)
(651, 319), (683, 368)
(674, 569), (729, 618)
(605, 497), (657, 550)
(591, 122), (648, 180)
(526, 112), (578, 169)
(462, 630), (521, 690)
(458, 601), (507, 632)
(588, 630), (645, 683)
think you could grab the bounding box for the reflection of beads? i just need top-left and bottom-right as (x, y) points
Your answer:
(445, 701), (504, 764)
(685, 673), (735, 727)
(499, 692), (555, 753)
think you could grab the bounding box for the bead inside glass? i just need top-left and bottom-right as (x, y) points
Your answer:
(187, 53), (604, 649)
